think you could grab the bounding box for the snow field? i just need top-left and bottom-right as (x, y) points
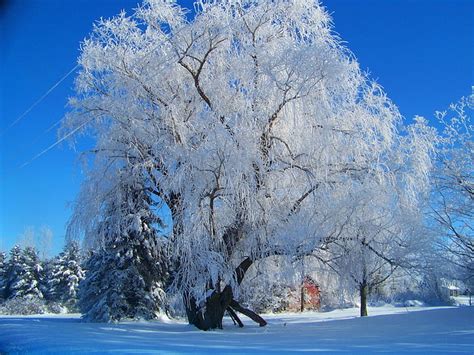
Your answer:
(1, 306), (473, 354)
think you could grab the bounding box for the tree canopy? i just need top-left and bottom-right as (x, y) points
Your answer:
(62, 0), (437, 329)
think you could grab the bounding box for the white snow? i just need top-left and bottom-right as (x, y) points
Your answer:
(454, 296), (472, 307)
(1, 306), (473, 354)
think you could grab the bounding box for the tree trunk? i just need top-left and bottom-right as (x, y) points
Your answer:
(184, 258), (268, 330)
(184, 287), (267, 330)
(360, 282), (368, 317)
(226, 306), (244, 327)
(185, 286), (233, 331)
(300, 282), (305, 312)
(229, 300), (267, 327)
(184, 258), (269, 330)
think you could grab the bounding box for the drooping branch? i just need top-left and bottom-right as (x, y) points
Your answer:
(290, 185), (318, 215)
(235, 257), (253, 285)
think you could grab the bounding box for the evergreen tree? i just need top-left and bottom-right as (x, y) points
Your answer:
(78, 176), (169, 322)
(0, 251), (7, 300)
(4, 245), (22, 299)
(49, 241), (84, 309)
(41, 257), (55, 301)
(5, 246), (44, 300)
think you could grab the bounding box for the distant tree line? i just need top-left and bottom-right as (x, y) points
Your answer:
(0, 242), (84, 314)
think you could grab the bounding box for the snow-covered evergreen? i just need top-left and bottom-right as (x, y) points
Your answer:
(4, 245), (22, 300)
(49, 241), (84, 309)
(41, 257), (55, 301)
(5, 246), (44, 300)
(78, 175), (169, 322)
(0, 251), (6, 300)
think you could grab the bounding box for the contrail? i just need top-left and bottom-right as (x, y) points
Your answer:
(1, 64), (79, 136)
(19, 117), (94, 169)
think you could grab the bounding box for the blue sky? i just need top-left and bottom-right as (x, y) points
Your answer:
(0, 0), (472, 256)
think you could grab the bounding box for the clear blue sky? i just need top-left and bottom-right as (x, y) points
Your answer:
(0, 0), (472, 256)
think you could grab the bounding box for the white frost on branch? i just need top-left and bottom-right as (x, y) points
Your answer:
(62, 0), (435, 303)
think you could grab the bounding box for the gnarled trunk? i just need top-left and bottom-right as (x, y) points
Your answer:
(184, 257), (268, 330)
(185, 286), (233, 330)
(185, 286), (267, 330)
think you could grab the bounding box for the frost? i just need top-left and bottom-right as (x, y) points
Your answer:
(61, 0), (437, 323)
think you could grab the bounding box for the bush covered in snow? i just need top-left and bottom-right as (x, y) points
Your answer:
(47, 302), (69, 314)
(0, 296), (48, 315)
(241, 282), (291, 314)
(0, 298), (70, 316)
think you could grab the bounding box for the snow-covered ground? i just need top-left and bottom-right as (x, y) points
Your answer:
(1, 306), (473, 354)
(454, 296), (473, 306)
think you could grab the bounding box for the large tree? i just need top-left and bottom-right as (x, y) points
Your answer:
(431, 92), (473, 288)
(63, 0), (434, 329)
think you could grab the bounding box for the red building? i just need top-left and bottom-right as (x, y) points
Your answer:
(287, 276), (321, 312)
(301, 276), (321, 311)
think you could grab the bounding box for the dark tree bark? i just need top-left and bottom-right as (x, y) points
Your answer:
(226, 306), (244, 327)
(184, 258), (268, 330)
(185, 288), (267, 330)
(229, 300), (267, 327)
(360, 281), (368, 317)
(236, 257), (253, 285)
(185, 286), (233, 331)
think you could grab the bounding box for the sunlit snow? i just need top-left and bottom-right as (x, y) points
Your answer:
(1, 306), (473, 353)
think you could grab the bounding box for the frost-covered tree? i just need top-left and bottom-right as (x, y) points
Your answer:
(5, 246), (44, 300)
(431, 91), (473, 286)
(322, 179), (433, 316)
(49, 241), (84, 309)
(62, 0), (435, 329)
(17, 226), (38, 249)
(38, 226), (53, 260)
(238, 257), (294, 314)
(77, 172), (168, 322)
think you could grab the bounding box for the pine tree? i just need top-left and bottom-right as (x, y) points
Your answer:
(41, 257), (55, 301)
(49, 241), (84, 309)
(4, 245), (22, 299)
(0, 251), (7, 300)
(6, 246), (44, 300)
(78, 178), (169, 322)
